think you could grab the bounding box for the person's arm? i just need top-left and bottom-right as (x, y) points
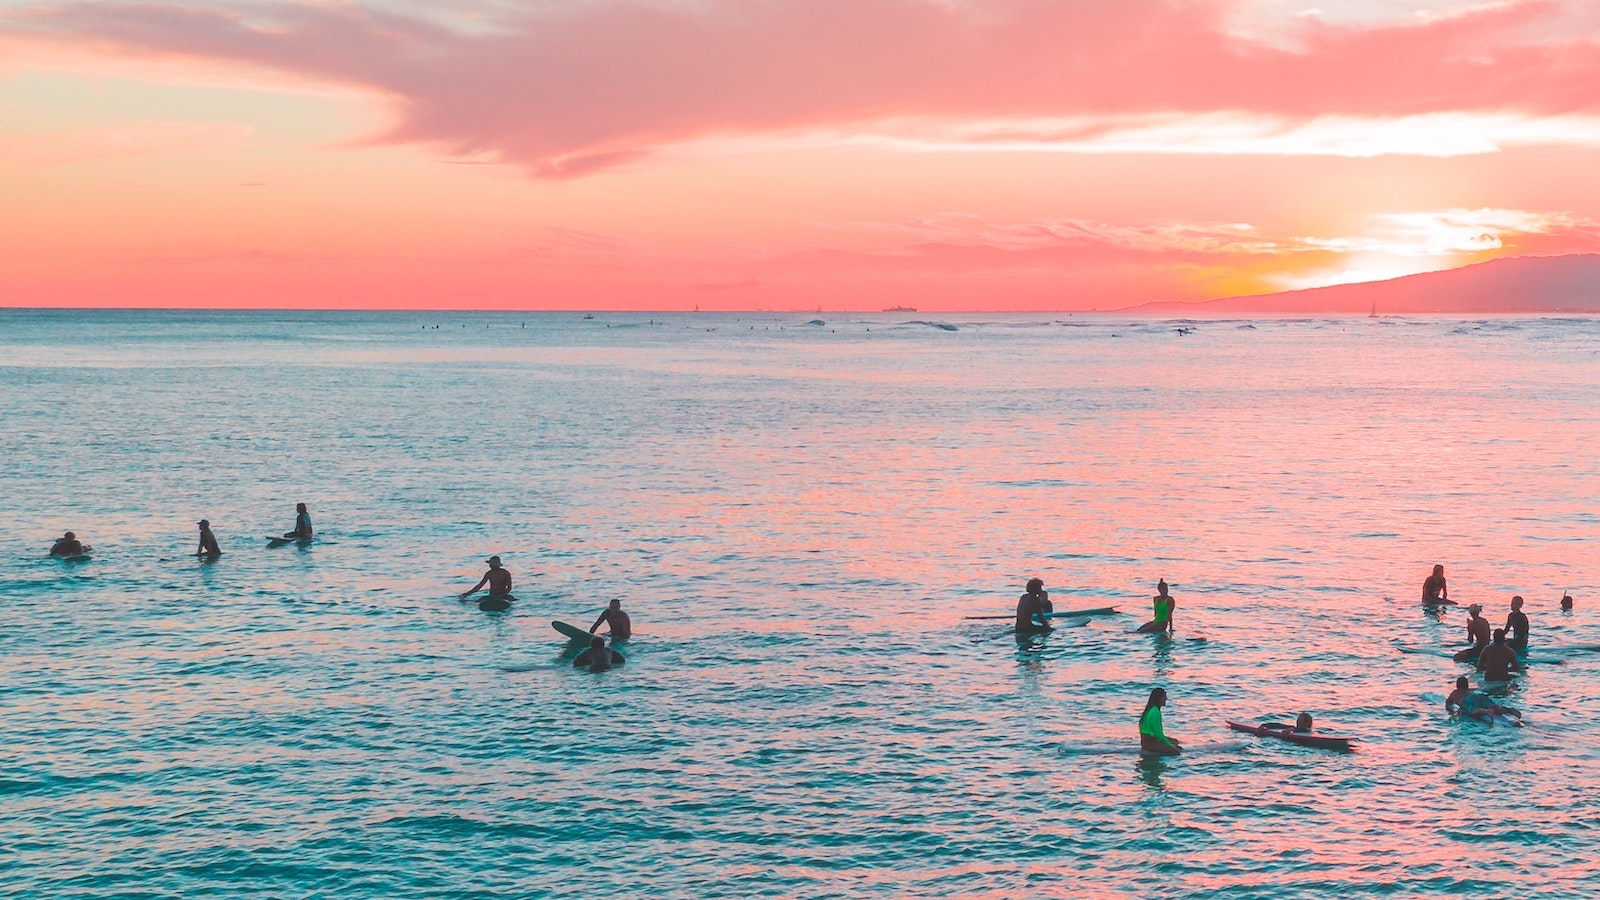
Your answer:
(459, 574), (489, 599)
(590, 611), (609, 633)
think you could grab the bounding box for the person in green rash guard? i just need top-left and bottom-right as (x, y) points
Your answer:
(1139, 687), (1182, 756)
(1136, 580), (1175, 634)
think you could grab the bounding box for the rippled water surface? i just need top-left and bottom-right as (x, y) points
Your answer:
(3, 309), (1599, 897)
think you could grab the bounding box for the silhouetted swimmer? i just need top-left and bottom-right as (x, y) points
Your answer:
(1455, 604), (1490, 663)
(1505, 595), (1530, 653)
(283, 503), (313, 540)
(195, 520), (221, 558)
(1136, 580), (1175, 634)
(1477, 629), (1521, 682)
(573, 636), (626, 673)
(1294, 712), (1313, 733)
(1423, 565), (1451, 605)
(589, 598), (631, 641)
(1446, 675), (1521, 722)
(460, 555), (513, 600)
(49, 531), (90, 557)
(1139, 687), (1182, 756)
(1014, 578), (1051, 634)
(1561, 593), (1575, 611)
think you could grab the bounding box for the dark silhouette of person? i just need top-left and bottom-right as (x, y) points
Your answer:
(460, 555), (513, 600)
(590, 598), (632, 641)
(49, 531), (89, 557)
(283, 503), (313, 540)
(1014, 578), (1051, 634)
(196, 520), (221, 557)
(573, 636), (626, 673)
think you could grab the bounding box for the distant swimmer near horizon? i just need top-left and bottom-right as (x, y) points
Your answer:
(1139, 687), (1182, 756)
(460, 555), (513, 600)
(1423, 565), (1452, 605)
(195, 520), (222, 558)
(573, 636), (626, 673)
(589, 598), (631, 641)
(1014, 578), (1052, 634)
(1136, 579), (1175, 634)
(1446, 675), (1521, 723)
(283, 503), (313, 540)
(49, 531), (91, 557)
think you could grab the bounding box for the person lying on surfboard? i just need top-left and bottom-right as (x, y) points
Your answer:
(1014, 578), (1051, 634)
(1136, 580), (1175, 634)
(590, 598), (631, 641)
(283, 503), (313, 540)
(1477, 629), (1522, 682)
(1294, 712), (1313, 733)
(460, 555), (513, 600)
(49, 531), (90, 557)
(1139, 687), (1182, 756)
(1423, 565), (1451, 605)
(574, 636), (626, 673)
(1446, 675), (1521, 723)
(195, 520), (221, 558)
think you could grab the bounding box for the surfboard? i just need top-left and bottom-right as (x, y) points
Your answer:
(478, 595), (514, 611)
(963, 606), (1120, 621)
(54, 553), (92, 563)
(1226, 720), (1354, 752)
(266, 536), (312, 548)
(552, 620), (593, 643)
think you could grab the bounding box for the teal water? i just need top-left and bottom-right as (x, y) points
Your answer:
(2, 310), (1598, 897)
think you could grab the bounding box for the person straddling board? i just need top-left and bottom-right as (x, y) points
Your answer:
(1455, 604), (1490, 663)
(1423, 564), (1451, 605)
(283, 503), (313, 540)
(1505, 596), (1530, 653)
(460, 555), (513, 600)
(574, 635), (626, 673)
(195, 520), (222, 558)
(1136, 579), (1175, 634)
(1446, 675), (1521, 723)
(49, 531), (90, 557)
(1477, 629), (1522, 682)
(1139, 687), (1181, 756)
(590, 598), (632, 641)
(1014, 578), (1051, 635)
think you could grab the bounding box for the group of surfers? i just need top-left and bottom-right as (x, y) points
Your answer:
(1014, 577), (1175, 636)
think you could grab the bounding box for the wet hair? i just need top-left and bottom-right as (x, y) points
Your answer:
(1026, 578), (1044, 593)
(1492, 628), (1506, 645)
(1433, 565), (1445, 575)
(64, 531), (75, 539)
(1157, 579), (1169, 594)
(1511, 595), (1524, 607)
(1562, 594), (1575, 609)
(1143, 687), (1167, 714)
(1295, 712), (1313, 731)
(590, 636), (606, 649)
(1456, 676), (1470, 690)
(609, 598), (622, 608)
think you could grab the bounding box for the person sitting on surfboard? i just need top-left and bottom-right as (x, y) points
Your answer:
(460, 555), (513, 600)
(1136, 580), (1175, 634)
(195, 520), (221, 558)
(589, 598), (631, 641)
(574, 636), (626, 673)
(1423, 565), (1450, 605)
(49, 531), (89, 557)
(1446, 675), (1521, 723)
(1477, 629), (1522, 682)
(1505, 596), (1530, 653)
(1457, 605), (1491, 662)
(1014, 578), (1051, 634)
(1139, 687), (1181, 756)
(283, 503), (313, 540)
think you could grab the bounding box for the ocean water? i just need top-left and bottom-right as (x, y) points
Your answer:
(2, 309), (1598, 898)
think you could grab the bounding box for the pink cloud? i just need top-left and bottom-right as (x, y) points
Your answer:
(6, 0), (1600, 178)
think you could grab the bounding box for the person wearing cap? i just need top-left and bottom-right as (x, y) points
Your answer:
(195, 520), (222, 558)
(573, 635), (626, 673)
(1137, 579), (1175, 635)
(1477, 629), (1522, 682)
(1422, 565), (1451, 605)
(590, 598), (632, 641)
(1504, 596), (1530, 653)
(283, 503), (313, 540)
(1014, 578), (1051, 635)
(49, 531), (90, 557)
(460, 555), (513, 600)
(1454, 604), (1491, 663)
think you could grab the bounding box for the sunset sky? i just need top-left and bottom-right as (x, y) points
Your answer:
(5, 0), (1600, 310)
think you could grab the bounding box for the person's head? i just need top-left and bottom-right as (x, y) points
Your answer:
(1562, 593), (1575, 610)
(296, 503), (307, 513)
(198, 519), (210, 530)
(590, 636), (606, 650)
(1296, 712), (1313, 731)
(63, 531), (75, 540)
(1434, 565), (1445, 576)
(1511, 595), (1524, 610)
(1146, 687), (1167, 710)
(486, 555), (502, 568)
(609, 598), (622, 610)
(1492, 628), (1506, 646)
(1157, 579), (1169, 596)
(1455, 675), (1470, 691)
(1467, 603), (1482, 617)
(1026, 578), (1044, 593)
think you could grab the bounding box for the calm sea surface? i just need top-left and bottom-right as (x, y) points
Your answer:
(2, 309), (1598, 898)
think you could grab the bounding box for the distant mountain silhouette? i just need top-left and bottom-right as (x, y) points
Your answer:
(1126, 253), (1600, 314)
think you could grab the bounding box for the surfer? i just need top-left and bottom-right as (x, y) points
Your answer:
(460, 555), (513, 600)
(1422, 565), (1451, 605)
(1477, 629), (1522, 682)
(1505, 596), (1530, 653)
(195, 520), (221, 558)
(1294, 713), (1313, 734)
(283, 503), (313, 540)
(589, 598), (632, 641)
(1014, 578), (1051, 634)
(1456, 604), (1490, 663)
(1139, 687), (1182, 756)
(1446, 675), (1521, 723)
(48, 531), (90, 557)
(573, 635), (626, 673)
(1136, 580), (1175, 634)
(1561, 593), (1575, 611)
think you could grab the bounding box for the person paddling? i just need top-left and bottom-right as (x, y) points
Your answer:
(1136, 580), (1175, 634)
(1423, 565), (1451, 605)
(1014, 578), (1052, 635)
(1477, 629), (1522, 682)
(1455, 604), (1490, 663)
(283, 503), (313, 540)
(49, 531), (90, 557)
(1139, 687), (1182, 756)
(1505, 596), (1530, 653)
(1446, 675), (1521, 723)
(573, 635), (626, 673)
(460, 555), (513, 600)
(195, 520), (222, 558)
(589, 598), (631, 641)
